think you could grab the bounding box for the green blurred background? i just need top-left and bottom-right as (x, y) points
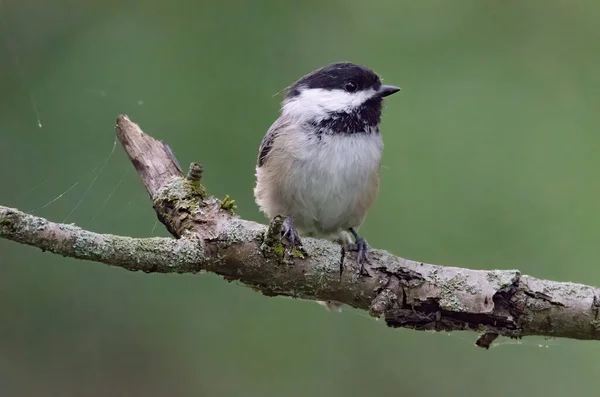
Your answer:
(2, 0), (600, 395)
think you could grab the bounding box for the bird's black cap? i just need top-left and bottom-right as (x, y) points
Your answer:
(286, 62), (399, 98)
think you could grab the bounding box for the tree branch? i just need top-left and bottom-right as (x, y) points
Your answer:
(0, 206), (203, 273)
(2, 114), (600, 349)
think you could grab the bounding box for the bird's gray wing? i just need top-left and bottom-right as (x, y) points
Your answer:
(257, 117), (288, 167)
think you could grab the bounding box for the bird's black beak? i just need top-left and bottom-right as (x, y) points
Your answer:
(377, 85), (401, 98)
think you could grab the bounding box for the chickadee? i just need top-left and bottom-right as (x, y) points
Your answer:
(254, 62), (400, 274)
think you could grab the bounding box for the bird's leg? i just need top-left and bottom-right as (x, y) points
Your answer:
(347, 228), (371, 276)
(339, 245), (346, 279)
(282, 216), (304, 252)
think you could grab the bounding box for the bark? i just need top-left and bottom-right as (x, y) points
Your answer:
(2, 114), (599, 349)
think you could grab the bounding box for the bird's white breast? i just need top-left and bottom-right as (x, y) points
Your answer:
(284, 131), (383, 235)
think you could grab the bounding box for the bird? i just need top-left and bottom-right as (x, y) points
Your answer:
(254, 62), (400, 276)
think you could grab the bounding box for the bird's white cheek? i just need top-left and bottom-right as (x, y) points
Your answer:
(282, 88), (376, 121)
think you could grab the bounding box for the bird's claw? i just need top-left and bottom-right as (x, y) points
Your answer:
(347, 237), (371, 276)
(282, 217), (305, 255)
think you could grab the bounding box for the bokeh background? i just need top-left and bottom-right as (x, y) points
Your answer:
(1, 0), (600, 395)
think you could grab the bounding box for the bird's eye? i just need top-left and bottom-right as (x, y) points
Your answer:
(344, 80), (358, 92)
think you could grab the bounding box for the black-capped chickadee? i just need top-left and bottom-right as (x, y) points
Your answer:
(254, 62), (400, 274)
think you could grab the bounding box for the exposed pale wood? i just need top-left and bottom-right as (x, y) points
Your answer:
(115, 114), (183, 198)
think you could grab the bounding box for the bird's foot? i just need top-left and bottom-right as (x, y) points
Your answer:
(343, 228), (371, 277)
(347, 237), (371, 276)
(282, 217), (306, 256)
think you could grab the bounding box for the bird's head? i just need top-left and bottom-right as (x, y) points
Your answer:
(282, 62), (400, 132)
